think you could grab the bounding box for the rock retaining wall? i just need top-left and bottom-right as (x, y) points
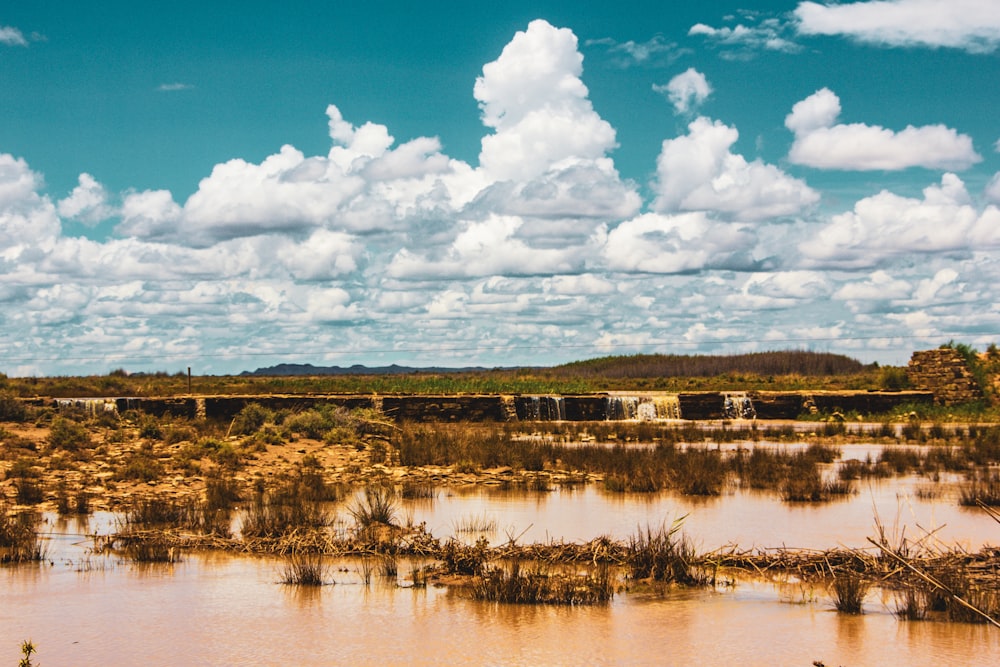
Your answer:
(907, 349), (983, 405)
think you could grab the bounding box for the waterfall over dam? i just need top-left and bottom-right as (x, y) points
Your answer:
(44, 391), (933, 423)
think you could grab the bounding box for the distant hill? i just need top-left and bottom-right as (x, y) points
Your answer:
(241, 363), (497, 376)
(244, 351), (868, 379)
(550, 351), (868, 378)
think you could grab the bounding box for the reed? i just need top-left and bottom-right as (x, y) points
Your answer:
(959, 471), (1000, 506)
(279, 552), (329, 586)
(472, 560), (614, 605)
(409, 564), (428, 588)
(626, 521), (700, 585)
(440, 536), (490, 576)
(0, 505), (45, 563)
(348, 485), (399, 529)
(452, 512), (498, 534)
(119, 534), (179, 563)
(240, 485), (332, 539)
(893, 586), (929, 621)
(378, 553), (398, 579)
(830, 573), (868, 614)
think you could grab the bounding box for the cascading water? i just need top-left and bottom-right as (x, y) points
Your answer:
(55, 398), (118, 415)
(608, 395), (682, 421)
(523, 396), (565, 421)
(606, 396), (640, 420)
(722, 392), (756, 419)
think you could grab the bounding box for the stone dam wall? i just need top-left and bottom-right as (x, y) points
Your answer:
(51, 390), (933, 422)
(907, 348), (984, 406)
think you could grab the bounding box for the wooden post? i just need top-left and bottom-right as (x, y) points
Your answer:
(187, 367), (192, 394)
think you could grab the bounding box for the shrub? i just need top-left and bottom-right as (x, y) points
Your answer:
(114, 452), (164, 482)
(47, 417), (92, 451)
(231, 403), (273, 436)
(138, 415), (163, 440)
(0, 392), (27, 422)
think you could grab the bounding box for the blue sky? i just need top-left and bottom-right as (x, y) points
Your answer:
(2, 0), (1000, 375)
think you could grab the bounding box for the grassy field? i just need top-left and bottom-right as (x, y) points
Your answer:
(0, 351), (901, 398)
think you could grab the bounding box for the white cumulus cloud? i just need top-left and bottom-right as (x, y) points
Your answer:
(654, 68), (713, 114)
(57, 173), (115, 225)
(601, 212), (758, 274)
(0, 26), (27, 46)
(474, 19), (618, 181)
(795, 0), (1000, 53)
(653, 117), (819, 220)
(786, 88), (981, 170)
(800, 173), (1000, 267)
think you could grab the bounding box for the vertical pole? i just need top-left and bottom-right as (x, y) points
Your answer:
(187, 367), (192, 394)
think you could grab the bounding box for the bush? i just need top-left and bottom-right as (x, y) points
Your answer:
(114, 453), (164, 482)
(0, 392), (27, 422)
(231, 403), (273, 436)
(138, 415), (164, 440)
(47, 417), (92, 450)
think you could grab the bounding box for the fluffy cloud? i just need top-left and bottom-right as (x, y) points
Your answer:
(786, 88), (981, 170)
(833, 270), (912, 303)
(985, 173), (1000, 204)
(474, 20), (618, 181)
(0, 154), (61, 252)
(57, 173), (115, 225)
(653, 117), (819, 219)
(601, 212), (758, 274)
(0, 26), (27, 46)
(726, 271), (832, 311)
(799, 173), (1000, 267)
(465, 159), (640, 221)
(388, 214), (588, 279)
(654, 68), (712, 114)
(6, 18), (1000, 374)
(688, 18), (800, 55)
(795, 0), (1000, 53)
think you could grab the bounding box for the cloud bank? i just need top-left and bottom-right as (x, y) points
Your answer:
(1, 18), (997, 374)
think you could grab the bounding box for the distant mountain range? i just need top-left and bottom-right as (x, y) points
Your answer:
(241, 363), (499, 376)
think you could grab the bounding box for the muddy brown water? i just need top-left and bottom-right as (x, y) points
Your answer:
(3, 444), (1000, 665)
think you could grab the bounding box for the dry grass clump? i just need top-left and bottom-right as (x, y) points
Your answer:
(452, 512), (497, 534)
(440, 536), (491, 576)
(959, 471), (1000, 506)
(626, 521), (701, 585)
(0, 503), (45, 563)
(279, 551), (330, 586)
(473, 560), (614, 605)
(830, 572), (869, 614)
(240, 479), (333, 539)
(114, 446), (165, 482)
(348, 485), (398, 529)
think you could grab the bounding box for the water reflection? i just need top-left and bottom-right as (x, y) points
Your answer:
(3, 458), (999, 665)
